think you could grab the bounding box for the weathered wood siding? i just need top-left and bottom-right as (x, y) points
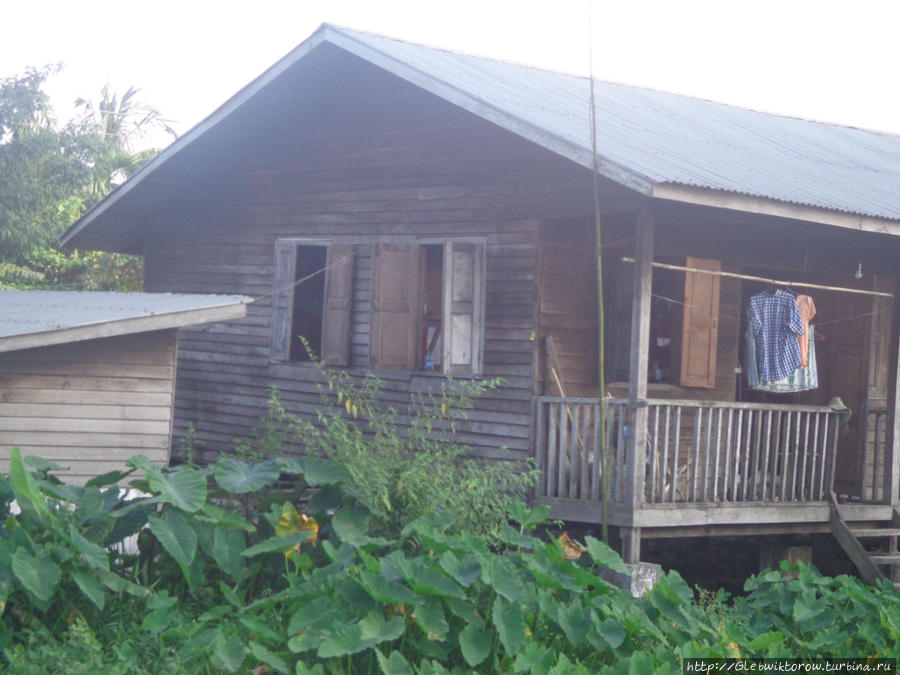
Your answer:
(140, 50), (641, 463)
(0, 331), (175, 483)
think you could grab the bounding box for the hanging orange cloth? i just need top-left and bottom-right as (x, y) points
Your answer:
(795, 295), (816, 367)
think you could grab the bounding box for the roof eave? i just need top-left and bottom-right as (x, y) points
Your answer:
(0, 301), (249, 354)
(652, 183), (900, 235)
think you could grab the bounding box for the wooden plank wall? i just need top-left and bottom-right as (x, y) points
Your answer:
(0, 331), (175, 484)
(537, 218), (599, 396)
(141, 59), (641, 465)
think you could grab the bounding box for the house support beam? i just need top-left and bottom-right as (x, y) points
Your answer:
(623, 205), (655, 563)
(889, 332), (900, 505)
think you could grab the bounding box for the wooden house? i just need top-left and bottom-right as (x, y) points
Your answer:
(60, 25), (900, 569)
(0, 291), (248, 483)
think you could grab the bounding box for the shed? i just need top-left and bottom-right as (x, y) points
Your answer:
(0, 291), (249, 483)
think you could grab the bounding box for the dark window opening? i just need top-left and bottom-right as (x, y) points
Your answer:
(649, 264), (683, 384)
(290, 245), (327, 361)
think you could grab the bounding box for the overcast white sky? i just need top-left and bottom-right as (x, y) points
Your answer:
(3, 0), (899, 149)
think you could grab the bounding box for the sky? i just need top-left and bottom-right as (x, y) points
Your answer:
(3, 0), (899, 150)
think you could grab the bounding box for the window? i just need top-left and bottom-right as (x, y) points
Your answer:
(370, 240), (485, 375)
(270, 240), (354, 365)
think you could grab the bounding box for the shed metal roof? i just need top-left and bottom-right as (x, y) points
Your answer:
(0, 291), (250, 353)
(61, 24), (900, 250)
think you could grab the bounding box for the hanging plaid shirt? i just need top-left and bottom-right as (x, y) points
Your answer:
(749, 290), (805, 383)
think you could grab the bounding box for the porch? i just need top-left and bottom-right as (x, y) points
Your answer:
(534, 396), (897, 560)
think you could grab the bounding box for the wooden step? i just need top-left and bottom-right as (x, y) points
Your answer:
(850, 528), (900, 538)
(868, 553), (900, 565)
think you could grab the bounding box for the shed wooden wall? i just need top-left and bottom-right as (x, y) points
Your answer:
(0, 330), (175, 483)
(140, 47), (641, 464)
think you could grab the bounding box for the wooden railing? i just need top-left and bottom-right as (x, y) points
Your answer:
(864, 408), (889, 502)
(535, 397), (849, 505)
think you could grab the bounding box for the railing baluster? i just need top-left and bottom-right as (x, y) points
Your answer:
(691, 408), (702, 502)
(590, 402), (600, 501)
(742, 409), (754, 501)
(731, 409), (743, 502)
(616, 405), (627, 504)
(557, 402), (568, 498)
(649, 406), (660, 504)
(713, 408), (724, 502)
(818, 413), (830, 500)
(672, 406), (682, 503)
(780, 411), (792, 502)
(546, 403), (558, 498)
(659, 405), (671, 503)
(790, 411), (801, 501)
(800, 411), (811, 501)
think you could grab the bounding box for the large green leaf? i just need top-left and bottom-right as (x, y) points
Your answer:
(248, 641), (288, 674)
(279, 455), (353, 486)
(513, 641), (555, 674)
(242, 531), (312, 558)
(8, 448), (51, 525)
(210, 525), (245, 577)
(71, 568), (105, 610)
(12, 548), (60, 602)
(129, 455), (207, 512)
(375, 649), (414, 675)
(316, 612), (404, 658)
(396, 557), (465, 599)
(595, 616), (625, 648)
(481, 556), (527, 604)
(67, 524), (110, 571)
(557, 602), (589, 646)
(793, 589), (827, 623)
(458, 621), (492, 667)
(492, 596), (525, 654)
(585, 536), (630, 575)
(439, 551), (481, 587)
(414, 597), (449, 639)
(212, 630), (245, 673)
(214, 457), (279, 494)
(147, 510), (197, 567)
(358, 569), (417, 604)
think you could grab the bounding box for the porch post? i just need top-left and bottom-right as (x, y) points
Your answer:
(623, 205), (655, 563)
(888, 334), (900, 505)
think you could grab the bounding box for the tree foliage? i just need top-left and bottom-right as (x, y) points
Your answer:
(0, 65), (174, 289)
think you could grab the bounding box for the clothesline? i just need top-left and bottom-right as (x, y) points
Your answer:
(621, 257), (894, 299)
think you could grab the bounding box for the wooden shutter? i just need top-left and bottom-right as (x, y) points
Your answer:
(442, 242), (485, 376)
(679, 257), (720, 388)
(321, 244), (354, 366)
(371, 243), (422, 370)
(270, 240), (297, 361)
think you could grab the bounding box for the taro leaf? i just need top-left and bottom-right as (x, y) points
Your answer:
(439, 551), (481, 587)
(147, 510), (197, 567)
(585, 536), (630, 575)
(332, 505), (372, 546)
(96, 569), (150, 598)
(557, 602), (589, 646)
(8, 448), (51, 525)
(481, 556), (527, 604)
(359, 569), (416, 604)
(289, 455), (353, 486)
(396, 557), (465, 599)
(129, 455), (207, 512)
(85, 469), (133, 489)
(67, 524), (110, 571)
(213, 630), (245, 673)
(375, 648), (414, 675)
(197, 503), (255, 531)
(219, 581), (242, 608)
(513, 641), (555, 674)
(595, 617), (625, 649)
(242, 531), (312, 558)
(746, 630), (784, 651)
(239, 617), (281, 644)
(214, 457), (279, 494)
(12, 548), (60, 602)
(793, 589), (827, 623)
(248, 641), (289, 674)
(414, 597), (449, 639)
(287, 597), (333, 635)
(496, 522), (538, 549)
(71, 569), (105, 610)
(211, 526), (245, 577)
(458, 621), (492, 667)
(295, 663), (326, 675)
(317, 612), (404, 658)
(492, 596), (525, 654)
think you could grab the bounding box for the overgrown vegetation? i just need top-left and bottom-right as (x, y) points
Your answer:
(1, 374), (899, 672)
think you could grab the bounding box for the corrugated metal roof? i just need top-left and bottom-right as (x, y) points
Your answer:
(60, 24), (900, 251)
(333, 26), (900, 221)
(0, 291), (250, 352)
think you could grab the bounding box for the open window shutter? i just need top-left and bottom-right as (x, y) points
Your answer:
(371, 243), (422, 370)
(867, 275), (895, 407)
(680, 257), (720, 388)
(321, 244), (354, 366)
(270, 240), (297, 361)
(442, 242), (485, 376)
